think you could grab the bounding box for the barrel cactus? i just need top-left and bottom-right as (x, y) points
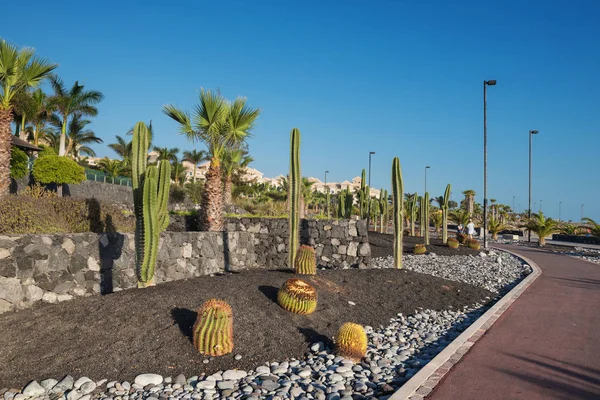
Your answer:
(447, 237), (459, 249)
(294, 245), (317, 275)
(192, 299), (234, 357)
(336, 322), (367, 363)
(468, 239), (481, 250)
(414, 244), (427, 255)
(277, 278), (317, 315)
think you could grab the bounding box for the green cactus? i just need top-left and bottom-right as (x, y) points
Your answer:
(370, 197), (380, 231)
(359, 169), (367, 218)
(424, 192), (430, 245)
(337, 188), (353, 219)
(418, 196), (424, 237)
(410, 193), (418, 236)
(132, 122), (171, 288)
(325, 187), (330, 218)
(391, 157), (404, 268)
(192, 299), (234, 356)
(442, 184), (451, 244)
(414, 244), (427, 255)
(288, 128), (301, 268)
(336, 322), (367, 363)
(277, 278), (318, 315)
(294, 245), (316, 275)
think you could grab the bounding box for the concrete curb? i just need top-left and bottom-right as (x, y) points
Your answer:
(389, 247), (542, 400)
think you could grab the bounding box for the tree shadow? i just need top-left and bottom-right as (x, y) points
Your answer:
(171, 307), (197, 344)
(298, 327), (333, 349)
(258, 285), (279, 303)
(222, 231), (231, 272)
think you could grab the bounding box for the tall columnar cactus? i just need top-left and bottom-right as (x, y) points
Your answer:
(424, 192), (430, 245)
(378, 189), (386, 233)
(132, 122), (171, 288)
(410, 193), (418, 236)
(391, 157), (404, 269)
(337, 188), (353, 219)
(288, 128), (301, 268)
(336, 323), (367, 363)
(294, 245), (316, 275)
(325, 188), (330, 218)
(442, 184), (451, 244)
(277, 278), (318, 315)
(359, 169), (367, 218)
(418, 196), (424, 237)
(370, 198), (380, 231)
(192, 299), (234, 357)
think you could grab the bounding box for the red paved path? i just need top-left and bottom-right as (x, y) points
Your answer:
(428, 245), (600, 400)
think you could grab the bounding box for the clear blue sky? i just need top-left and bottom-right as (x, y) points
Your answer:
(3, 0), (599, 222)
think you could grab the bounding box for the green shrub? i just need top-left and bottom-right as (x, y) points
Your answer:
(38, 146), (57, 158)
(33, 155), (85, 185)
(185, 182), (204, 204)
(10, 147), (29, 179)
(169, 185), (187, 204)
(0, 195), (135, 234)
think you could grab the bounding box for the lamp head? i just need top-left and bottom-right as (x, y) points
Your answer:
(530, 130), (539, 134)
(325, 170), (329, 173)
(486, 80), (497, 86)
(425, 166), (430, 169)
(369, 151), (376, 155)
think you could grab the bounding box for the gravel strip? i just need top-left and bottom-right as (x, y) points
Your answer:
(2, 252), (530, 400)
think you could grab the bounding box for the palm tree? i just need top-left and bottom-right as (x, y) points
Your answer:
(152, 146), (179, 162)
(488, 216), (510, 239)
(62, 115), (103, 158)
(582, 218), (600, 238)
(522, 212), (560, 246)
(24, 89), (52, 146)
(462, 190), (476, 216)
(221, 147), (252, 206)
(183, 149), (207, 183)
(170, 155), (187, 186)
(0, 38), (57, 196)
(301, 177), (315, 217)
(48, 76), (104, 157)
(98, 157), (125, 180)
(431, 210), (443, 235)
(109, 135), (132, 159)
(560, 223), (579, 235)
(450, 209), (470, 226)
(433, 195), (444, 208)
(163, 89), (260, 231)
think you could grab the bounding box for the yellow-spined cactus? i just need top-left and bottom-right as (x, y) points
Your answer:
(294, 245), (317, 275)
(192, 299), (234, 356)
(468, 239), (481, 250)
(447, 237), (459, 249)
(277, 278), (317, 315)
(336, 322), (367, 362)
(414, 244), (427, 255)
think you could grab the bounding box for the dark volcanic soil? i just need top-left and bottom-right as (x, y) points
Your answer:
(0, 269), (492, 388)
(369, 232), (480, 258)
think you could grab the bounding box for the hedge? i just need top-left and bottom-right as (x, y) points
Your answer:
(10, 147), (29, 179)
(32, 155), (85, 185)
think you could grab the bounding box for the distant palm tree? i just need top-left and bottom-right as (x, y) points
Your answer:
(183, 149), (207, 183)
(522, 212), (560, 246)
(48, 76), (104, 157)
(152, 146), (179, 162)
(450, 209), (470, 226)
(25, 89), (52, 146)
(433, 195), (444, 208)
(582, 218), (600, 238)
(170, 155), (187, 186)
(109, 135), (132, 159)
(0, 37), (57, 196)
(163, 89), (260, 231)
(488, 216), (510, 239)
(99, 157), (125, 179)
(462, 190), (476, 216)
(221, 147), (252, 205)
(56, 115), (103, 158)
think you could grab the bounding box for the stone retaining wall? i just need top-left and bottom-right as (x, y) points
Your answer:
(0, 219), (370, 313)
(65, 181), (133, 204)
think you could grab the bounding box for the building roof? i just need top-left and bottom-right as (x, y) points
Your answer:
(11, 135), (42, 151)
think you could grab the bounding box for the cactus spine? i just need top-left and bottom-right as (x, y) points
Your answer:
(192, 299), (234, 356)
(277, 278), (317, 315)
(391, 157), (404, 269)
(288, 128), (301, 268)
(442, 184), (451, 244)
(294, 245), (316, 275)
(424, 192), (430, 245)
(132, 122), (171, 288)
(336, 323), (367, 363)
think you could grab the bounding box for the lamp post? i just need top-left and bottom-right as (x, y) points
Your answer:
(324, 170), (329, 218)
(367, 151), (375, 230)
(559, 201), (562, 222)
(424, 166), (431, 194)
(528, 129), (539, 243)
(483, 79), (496, 249)
(540, 199), (543, 212)
(513, 196), (516, 214)
(581, 204), (584, 223)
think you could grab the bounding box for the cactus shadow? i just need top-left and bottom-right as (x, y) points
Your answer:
(258, 285), (279, 303)
(171, 307), (197, 344)
(298, 327), (333, 349)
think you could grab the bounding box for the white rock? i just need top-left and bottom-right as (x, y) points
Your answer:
(222, 370), (247, 380)
(87, 257), (100, 272)
(57, 294), (74, 302)
(79, 381), (96, 395)
(62, 239), (76, 255)
(40, 379), (58, 391)
(42, 292), (58, 304)
(53, 375), (74, 392)
(0, 248), (10, 259)
(22, 381), (45, 397)
(134, 374), (163, 386)
(348, 301), (356, 306)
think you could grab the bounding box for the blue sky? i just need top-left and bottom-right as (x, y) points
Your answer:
(3, 0), (599, 222)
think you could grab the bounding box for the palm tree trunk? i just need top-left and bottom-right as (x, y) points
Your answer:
(200, 158), (224, 231)
(193, 164), (197, 183)
(59, 120), (67, 156)
(0, 109), (13, 196)
(223, 175), (233, 206)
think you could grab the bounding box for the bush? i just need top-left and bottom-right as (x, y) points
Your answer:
(32, 155), (85, 185)
(169, 185), (187, 204)
(185, 182), (204, 204)
(38, 146), (57, 158)
(0, 195), (135, 234)
(19, 183), (56, 199)
(10, 147), (29, 179)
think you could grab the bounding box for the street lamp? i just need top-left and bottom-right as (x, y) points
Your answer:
(424, 166), (431, 194)
(540, 199), (543, 212)
(528, 129), (539, 243)
(581, 204), (584, 223)
(324, 170), (329, 218)
(513, 196), (516, 213)
(559, 201), (562, 222)
(483, 79), (496, 249)
(367, 152), (375, 230)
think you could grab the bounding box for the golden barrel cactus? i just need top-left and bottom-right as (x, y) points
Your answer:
(294, 245), (317, 275)
(277, 278), (317, 315)
(414, 244), (427, 255)
(468, 239), (481, 250)
(192, 299), (234, 356)
(336, 322), (367, 362)
(447, 237), (459, 249)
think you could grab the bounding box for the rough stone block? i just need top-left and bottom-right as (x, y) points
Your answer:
(0, 277), (24, 303)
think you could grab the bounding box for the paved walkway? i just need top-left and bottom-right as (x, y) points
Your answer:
(428, 244), (600, 400)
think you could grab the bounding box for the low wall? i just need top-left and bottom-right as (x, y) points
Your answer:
(551, 234), (600, 245)
(65, 181), (133, 204)
(0, 219), (370, 313)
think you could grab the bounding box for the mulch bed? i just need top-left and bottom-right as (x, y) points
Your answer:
(0, 269), (493, 388)
(369, 232), (480, 258)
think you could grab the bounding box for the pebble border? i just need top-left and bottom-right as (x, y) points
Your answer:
(389, 247), (542, 400)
